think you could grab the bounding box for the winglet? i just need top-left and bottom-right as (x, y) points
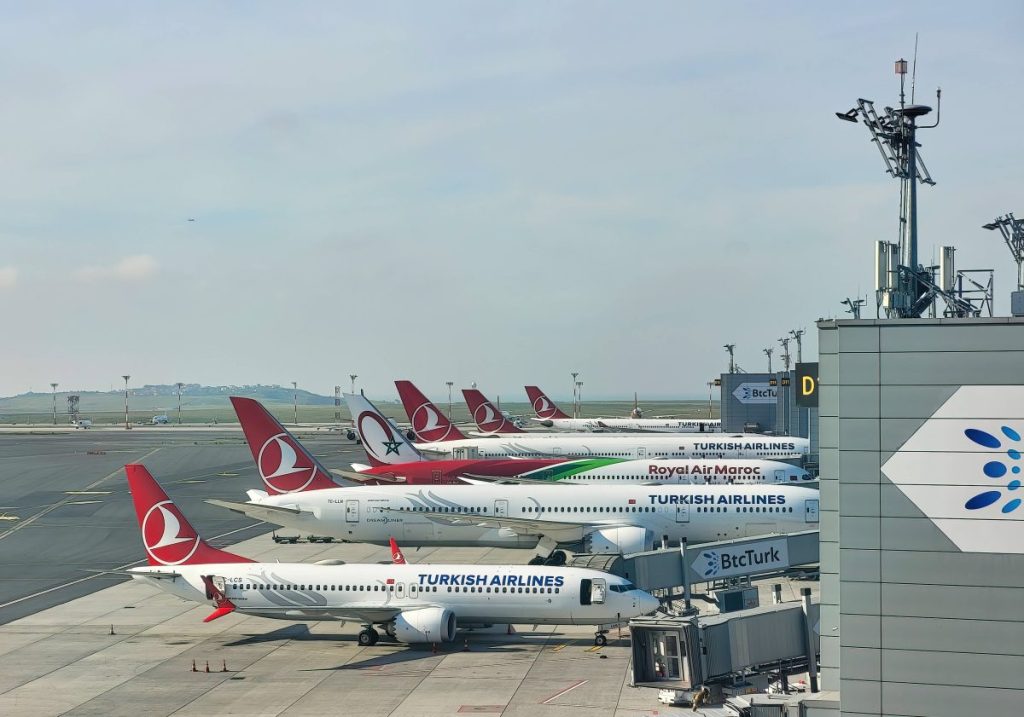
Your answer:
(230, 396), (349, 494)
(395, 380), (466, 442)
(525, 386), (571, 420)
(389, 536), (407, 564)
(126, 464), (252, 567)
(462, 389), (524, 434)
(201, 574), (237, 622)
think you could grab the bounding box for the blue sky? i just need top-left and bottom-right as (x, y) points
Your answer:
(2, 2), (1022, 400)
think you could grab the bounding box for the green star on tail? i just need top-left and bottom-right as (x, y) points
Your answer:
(382, 440), (403, 455)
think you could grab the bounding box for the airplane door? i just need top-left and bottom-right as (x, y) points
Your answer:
(675, 504), (689, 523)
(774, 469), (785, 483)
(396, 583), (405, 599)
(345, 500), (360, 523)
(805, 499), (820, 523)
(409, 583), (418, 598)
(638, 447), (647, 459)
(494, 499), (509, 517)
(579, 578), (606, 605)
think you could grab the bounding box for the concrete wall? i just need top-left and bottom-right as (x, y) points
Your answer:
(818, 318), (1024, 717)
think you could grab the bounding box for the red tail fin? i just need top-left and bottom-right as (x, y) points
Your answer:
(125, 464), (252, 567)
(525, 386), (570, 420)
(230, 396), (343, 494)
(462, 389), (524, 434)
(389, 536), (407, 564)
(394, 380), (466, 442)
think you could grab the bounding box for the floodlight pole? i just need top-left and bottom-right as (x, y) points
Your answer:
(576, 382), (583, 415)
(349, 374), (358, 394)
(446, 381), (454, 420)
(122, 375), (131, 430)
(723, 344), (735, 374)
(176, 382), (184, 424)
(292, 381), (298, 425)
(764, 347), (773, 374)
(570, 372), (579, 418)
(50, 383), (58, 425)
(789, 330), (804, 364)
(778, 338), (791, 372)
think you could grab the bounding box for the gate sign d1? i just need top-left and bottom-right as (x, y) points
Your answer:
(795, 362), (819, 407)
(731, 382), (777, 404)
(690, 538), (790, 580)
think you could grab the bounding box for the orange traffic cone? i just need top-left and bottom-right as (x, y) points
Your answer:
(221, 659), (228, 672)
(205, 660), (210, 673)
(191, 660), (197, 673)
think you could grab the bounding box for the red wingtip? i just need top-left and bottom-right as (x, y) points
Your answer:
(462, 389), (524, 434)
(394, 380), (466, 442)
(125, 464), (252, 567)
(525, 386), (570, 420)
(229, 396), (341, 494)
(389, 536), (407, 564)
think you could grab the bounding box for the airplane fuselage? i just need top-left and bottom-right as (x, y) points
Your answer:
(520, 458), (811, 485)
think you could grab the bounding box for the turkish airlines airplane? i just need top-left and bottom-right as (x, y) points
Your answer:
(525, 386), (722, 433)
(125, 464), (657, 646)
(508, 458), (812, 485)
(395, 380), (470, 443)
(231, 396), (569, 486)
(463, 388), (526, 435)
(209, 394), (820, 564)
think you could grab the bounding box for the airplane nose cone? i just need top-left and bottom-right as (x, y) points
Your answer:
(639, 592), (660, 615)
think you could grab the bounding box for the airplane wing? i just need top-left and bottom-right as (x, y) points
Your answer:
(206, 499), (308, 522)
(330, 468), (403, 484)
(459, 474), (573, 486)
(382, 508), (616, 541)
(242, 603), (443, 624)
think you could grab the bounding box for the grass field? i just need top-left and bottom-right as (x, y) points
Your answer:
(0, 397), (719, 426)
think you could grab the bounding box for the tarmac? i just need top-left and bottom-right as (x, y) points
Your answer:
(0, 427), (804, 716)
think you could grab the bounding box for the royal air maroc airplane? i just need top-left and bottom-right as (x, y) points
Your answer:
(208, 394), (820, 564)
(125, 464), (657, 646)
(231, 396), (570, 486)
(503, 458), (812, 485)
(525, 386), (722, 433)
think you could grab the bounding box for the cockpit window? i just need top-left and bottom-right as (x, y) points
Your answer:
(609, 582), (636, 593)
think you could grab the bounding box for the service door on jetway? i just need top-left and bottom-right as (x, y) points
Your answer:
(345, 500), (360, 523)
(675, 504), (689, 523)
(805, 498), (819, 523)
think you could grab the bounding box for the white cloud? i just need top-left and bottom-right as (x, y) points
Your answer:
(76, 255), (158, 282)
(0, 267), (16, 289)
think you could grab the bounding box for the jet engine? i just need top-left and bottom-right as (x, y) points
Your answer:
(583, 526), (655, 555)
(390, 607), (457, 643)
(537, 419), (554, 428)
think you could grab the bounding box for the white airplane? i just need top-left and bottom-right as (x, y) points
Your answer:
(506, 458), (812, 485)
(208, 394), (820, 564)
(525, 386), (722, 433)
(126, 464), (658, 647)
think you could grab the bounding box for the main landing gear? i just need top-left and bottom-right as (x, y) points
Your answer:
(358, 627), (379, 646)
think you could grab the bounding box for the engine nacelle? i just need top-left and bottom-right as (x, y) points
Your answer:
(583, 526), (655, 555)
(390, 607), (457, 643)
(538, 419), (554, 428)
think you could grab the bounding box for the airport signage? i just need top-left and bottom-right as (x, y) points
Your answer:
(795, 362), (819, 407)
(690, 538), (790, 580)
(731, 382), (777, 404)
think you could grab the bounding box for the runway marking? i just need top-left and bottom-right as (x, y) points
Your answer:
(0, 515), (18, 522)
(66, 500), (102, 505)
(586, 644), (604, 653)
(550, 643), (568, 652)
(0, 447), (161, 542)
(0, 521), (264, 612)
(65, 491), (111, 495)
(541, 679), (588, 704)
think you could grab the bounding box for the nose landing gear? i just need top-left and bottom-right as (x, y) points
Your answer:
(594, 631), (608, 647)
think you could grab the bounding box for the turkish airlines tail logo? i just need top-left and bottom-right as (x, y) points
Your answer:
(525, 386), (570, 420)
(125, 464), (252, 566)
(231, 396), (340, 494)
(463, 389), (523, 434)
(395, 380), (465, 442)
(389, 536), (407, 564)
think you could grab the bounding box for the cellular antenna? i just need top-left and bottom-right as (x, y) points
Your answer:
(910, 32), (919, 104)
(983, 214), (1024, 315)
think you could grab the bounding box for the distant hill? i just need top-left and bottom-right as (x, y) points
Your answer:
(0, 384), (334, 413)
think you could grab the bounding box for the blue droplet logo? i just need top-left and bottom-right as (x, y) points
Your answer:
(966, 491), (1002, 510)
(966, 429), (1002, 449)
(1009, 449), (1021, 460)
(984, 461), (1008, 478)
(1003, 498), (1022, 513)
(1003, 426), (1022, 442)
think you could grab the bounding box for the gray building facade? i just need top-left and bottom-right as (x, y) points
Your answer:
(818, 318), (1024, 717)
(720, 372), (778, 433)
